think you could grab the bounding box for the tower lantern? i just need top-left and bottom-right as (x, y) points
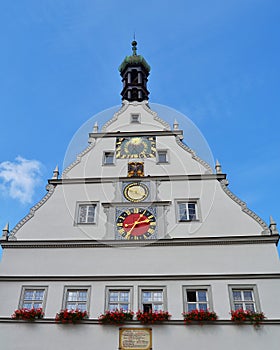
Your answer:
(119, 40), (150, 102)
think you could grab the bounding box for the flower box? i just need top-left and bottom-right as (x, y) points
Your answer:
(182, 309), (218, 324)
(98, 309), (134, 325)
(230, 309), (265, 327)
(55, 309), (88, 324)
(12, 308), (44, 321)
(136, 310), (171, 324)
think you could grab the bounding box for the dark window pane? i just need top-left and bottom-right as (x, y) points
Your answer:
(143, 304), (152, 313)
(187, 291), (197, 302)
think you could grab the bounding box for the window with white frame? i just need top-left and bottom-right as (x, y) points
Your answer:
(64, 288), (89, 312)
(140, 289), (165, 312)
(230, 288), (257, 312)
(77, 203), (96, 224)
(178, 202), (198, 221)
(103, 151), (115, 165)
(107, 289), (132, 311)
(184, 288), (210, 311)
(131, 114), (140, 123)
(20, 287), (47, 309)
(157, 150), (168, 163)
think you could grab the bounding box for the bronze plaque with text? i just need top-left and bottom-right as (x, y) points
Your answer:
(119, 328), (152, 350)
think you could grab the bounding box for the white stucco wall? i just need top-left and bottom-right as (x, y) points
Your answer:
(1, 322), (279, 350)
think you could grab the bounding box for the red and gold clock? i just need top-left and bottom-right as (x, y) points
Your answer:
(116, 208), (156, 240)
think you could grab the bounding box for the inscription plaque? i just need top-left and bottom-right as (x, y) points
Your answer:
(119, 328), (152, 350)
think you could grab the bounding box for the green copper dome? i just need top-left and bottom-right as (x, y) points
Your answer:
(119, 41), (151, 73)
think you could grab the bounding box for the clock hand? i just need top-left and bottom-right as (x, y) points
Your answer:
(126, 221), (139, 237)
(124, 219), (150, 227)
(126, 211), (147, 236)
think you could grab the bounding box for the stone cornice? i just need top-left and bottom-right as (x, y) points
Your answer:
(1, 235), (278, 249)
(89, 130), (184, 139)
(0, 272), (280, 282)
(48, 173), (226, 185)
(0, 318), (279, 325)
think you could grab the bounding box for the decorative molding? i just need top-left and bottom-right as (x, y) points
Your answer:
(101, 100), (173, 132)
(48, 174), (226, 186)
(89, 130), (184, 139)
(2, 234), (279, 250)
(101, 101), (129, 132)
(61, 141), (95, 179)
(9, 185), (56, 238)
(175, 136), (213, 174)
(0, 318), (279, 325)
(142, 102), (171, 130)
(163, 205), (171, 238)
(219, 180), (271, 235)
(1, 272), (280, 282)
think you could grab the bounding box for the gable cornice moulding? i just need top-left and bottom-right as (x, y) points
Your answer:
(9, 184), (56, 238)
(175, 136), (213, 174)
(1, 272), (280, 282)
(219, 179), (271, 235)
(2, 234), (279, 248)
(48, 174), (226, 185)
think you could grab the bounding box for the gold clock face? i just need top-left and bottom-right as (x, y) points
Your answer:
(116, 136), (156, 159)
(123, 183), (149, 202)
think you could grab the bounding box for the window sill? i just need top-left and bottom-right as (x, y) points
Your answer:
(178, 219), (200, 223)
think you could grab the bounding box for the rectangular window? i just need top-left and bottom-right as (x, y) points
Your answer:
(183, 286), (212, 312)
(77, 204), (96, 224)
(178, 202), (197, 221)
(104, 152), (115, 165)
(108, 289), (131, 311)
(186, 289), (209, 311)
(231, 289), (256, 312)
(131, 114), (140, 123)
(140, 289), (165, 312)
(157, 150), (168, 163)
(20, 287), (47, 309)
(64, 288), (89, 312)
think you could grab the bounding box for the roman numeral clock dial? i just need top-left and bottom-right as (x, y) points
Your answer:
(116, 208), (156, 240)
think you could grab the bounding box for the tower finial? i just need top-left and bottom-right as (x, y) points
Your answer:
(215, 159), (222, 174)
(52, 165), (59, 179)
(132, 40), (137, 56)
(269, 216), (278, 234)
(2, 222), (9, 240)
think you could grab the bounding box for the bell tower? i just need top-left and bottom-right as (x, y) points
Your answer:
(119, 41), (150, 102)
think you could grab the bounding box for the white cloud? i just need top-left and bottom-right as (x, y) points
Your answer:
(0, 156), (43, 204)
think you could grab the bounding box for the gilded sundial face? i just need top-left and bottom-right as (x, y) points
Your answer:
(116, 136), (156, 159)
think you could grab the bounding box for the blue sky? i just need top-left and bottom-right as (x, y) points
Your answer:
(0, 1), (279, 256)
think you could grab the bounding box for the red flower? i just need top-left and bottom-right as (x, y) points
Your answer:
(55, 309), (88, 324)
(98, 309), (134, 325)
(11, 308), (44, 321)
(182, 309), (218, 325)
(230, 309), (265, 327)
(136, 310), (171, 324)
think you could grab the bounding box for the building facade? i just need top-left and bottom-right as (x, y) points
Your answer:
(1, 42), (280, 349)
